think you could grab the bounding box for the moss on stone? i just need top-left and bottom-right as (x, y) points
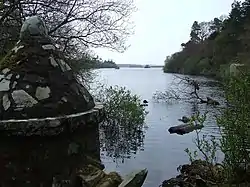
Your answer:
(0, 43), (51, 71)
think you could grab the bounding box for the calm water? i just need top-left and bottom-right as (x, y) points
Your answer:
(93, 68), (224, 187)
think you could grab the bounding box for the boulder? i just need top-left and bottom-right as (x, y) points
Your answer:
(52, 166), (148, 187)
(118, 168), (148, 187)
(161, 160), (225, 187)
(0, 16), (103, 136)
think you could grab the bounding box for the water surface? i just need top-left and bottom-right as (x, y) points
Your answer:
(93, 68), (223, 187)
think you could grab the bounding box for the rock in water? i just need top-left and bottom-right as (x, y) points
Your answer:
(0, 16), (95, 120)
(168, 124), (204, 135)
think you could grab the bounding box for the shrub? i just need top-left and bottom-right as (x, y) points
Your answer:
(92, 85), (147, 161)
(217, 73), (250, 181)
(95, 85), (147, 126)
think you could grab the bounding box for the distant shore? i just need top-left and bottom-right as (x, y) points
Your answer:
(117, 64), (164, 68)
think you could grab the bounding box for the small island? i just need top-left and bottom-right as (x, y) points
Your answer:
(95, 59), (120, 69)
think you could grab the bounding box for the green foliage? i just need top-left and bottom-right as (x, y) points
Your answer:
(95, 85), (147, 126)
(190, 21), (201, 43)
(217, 74), (250, 180)
(163, 0), (250, 78)
(184, 148), (198, 163)
(185, 112), (219, 165)
(184, 73), (250, 184)
(93, 85), (147, 161)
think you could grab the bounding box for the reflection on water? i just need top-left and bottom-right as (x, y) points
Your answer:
(0, 124), (101, 186)
(94, 68), (224, 187)
(99, 121), (145, 164)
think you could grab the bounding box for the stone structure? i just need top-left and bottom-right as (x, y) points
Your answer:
(0, 16), (148, 187)
(0, 121), (148, 187)
(0, 16), (104, 136)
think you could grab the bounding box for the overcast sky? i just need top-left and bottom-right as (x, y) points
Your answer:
(94, 0), (236, 65)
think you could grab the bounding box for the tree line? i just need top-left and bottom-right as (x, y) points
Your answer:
(164, 0), (250, 79)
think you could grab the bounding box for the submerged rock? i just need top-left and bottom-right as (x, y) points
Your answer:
(168, 124), (204, 135)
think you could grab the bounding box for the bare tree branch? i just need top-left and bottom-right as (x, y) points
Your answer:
(0, 0), (136, 57)
(153, 75), (220, 105)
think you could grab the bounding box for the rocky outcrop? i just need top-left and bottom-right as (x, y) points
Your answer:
(52, 166), (148, 187)
(0, 16), (103, 136)
(161, 160), (225, 187)
(161, 160), (250, 187)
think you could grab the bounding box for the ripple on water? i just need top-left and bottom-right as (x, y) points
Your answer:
(94, 68), (225, 187)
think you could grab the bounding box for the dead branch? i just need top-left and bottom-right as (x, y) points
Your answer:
(153, 74), (220, 105)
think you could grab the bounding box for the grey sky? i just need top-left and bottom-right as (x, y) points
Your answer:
(94, 0), (236, 65)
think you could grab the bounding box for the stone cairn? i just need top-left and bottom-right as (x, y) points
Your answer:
(0, 16), (104, 136)
(0, 16), (148, 187)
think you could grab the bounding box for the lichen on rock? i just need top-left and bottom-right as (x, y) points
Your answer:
(0, 15), (95, 120)
(2, 94), (11, 111)
(35, 86), (51, 100)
